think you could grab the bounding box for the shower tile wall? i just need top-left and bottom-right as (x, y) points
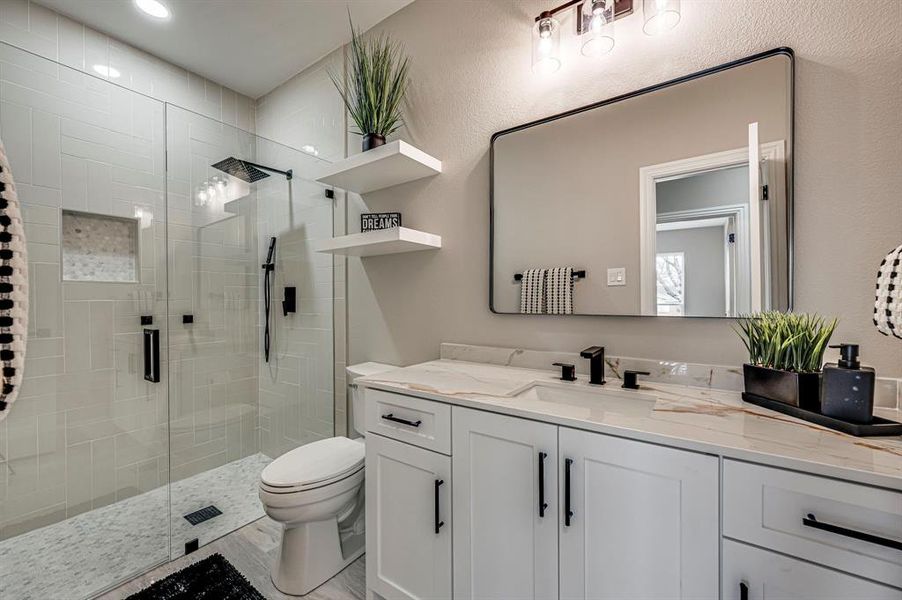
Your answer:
(0, 0), (260, 542)
(255, 48), (347, 439)
(0, 42), (168, 540)
(0, 0), (256, 129)
(166, 106), (260, 484)
(254, 151), (335, 458)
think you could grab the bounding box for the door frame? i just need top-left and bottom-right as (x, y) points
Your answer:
(639, 141), (785, 316)
(656, 209), (742, 316)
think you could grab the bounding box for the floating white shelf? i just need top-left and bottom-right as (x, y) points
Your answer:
(315, 140), (442, 194)
(314, 227), (441, 257)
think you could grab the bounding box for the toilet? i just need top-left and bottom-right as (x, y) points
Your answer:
(259, 362), (396, 596)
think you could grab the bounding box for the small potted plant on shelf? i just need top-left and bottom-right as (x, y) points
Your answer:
(331, 17), (410, 152)
(735, 311), (837, 410)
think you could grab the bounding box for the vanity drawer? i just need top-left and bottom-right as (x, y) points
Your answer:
(723, 460), (902, 587)
(365, 389), (451, 455)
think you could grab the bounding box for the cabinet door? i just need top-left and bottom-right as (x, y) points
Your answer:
(723, 539), (900, 600)
(452, 407), (558, 600)
(366, 433), (451, 600)
(559, 428), (719, 600)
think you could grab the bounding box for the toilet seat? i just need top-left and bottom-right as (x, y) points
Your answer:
(261, 437), (364, 493)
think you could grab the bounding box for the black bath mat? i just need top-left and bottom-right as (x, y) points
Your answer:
(127, 553), (265, 600)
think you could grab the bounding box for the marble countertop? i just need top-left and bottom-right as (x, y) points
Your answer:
(359, 359), (902, 491)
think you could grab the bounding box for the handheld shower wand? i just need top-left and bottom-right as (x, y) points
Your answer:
(263, 237), (276, 363)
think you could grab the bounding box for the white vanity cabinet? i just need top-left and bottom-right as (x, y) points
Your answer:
(559, 428), (719, 600)
(451, 407), (559, 600)
(365, 432), (452, 600)
(364, 386), (902, 600)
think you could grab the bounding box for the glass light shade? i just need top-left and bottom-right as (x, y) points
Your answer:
(581, 0), (615, 57)
(643, 0), (680, 35)
(532, 16), (562, 74)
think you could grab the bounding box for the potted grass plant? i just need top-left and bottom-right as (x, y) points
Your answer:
(735, 312), (838, 410)
(331, 17), (410, 152)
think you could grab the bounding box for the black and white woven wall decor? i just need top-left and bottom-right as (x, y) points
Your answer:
(874, 243), (901, 340)
(0, 140), (28, 422)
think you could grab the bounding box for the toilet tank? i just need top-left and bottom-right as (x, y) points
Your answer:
(346, 362), (396, 438)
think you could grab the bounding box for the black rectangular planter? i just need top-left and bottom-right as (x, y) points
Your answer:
(742, 364), (821, 410)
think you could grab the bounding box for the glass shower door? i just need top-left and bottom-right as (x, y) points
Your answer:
(0, 42), (171, 599)
(165, 106), (334, 556)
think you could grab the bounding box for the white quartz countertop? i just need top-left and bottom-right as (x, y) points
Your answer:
(359, 359), (902, 491)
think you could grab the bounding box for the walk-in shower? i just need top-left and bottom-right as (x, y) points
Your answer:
(0, 43), (334, 600)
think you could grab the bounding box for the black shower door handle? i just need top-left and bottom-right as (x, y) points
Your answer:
(434, 479), (445, 534)
(739, 581), (749, 600)
(538, 452), (548, 518)
(564, 458), (574, 527)
(143, 328), (160, 383)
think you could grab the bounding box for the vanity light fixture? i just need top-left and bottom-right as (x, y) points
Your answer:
(532, 13), (562, 74)
(532, 0), (681, 73)
(642, 0), (680, 35)
(135, 0), (171, 20)
(580, 0), (616, 57)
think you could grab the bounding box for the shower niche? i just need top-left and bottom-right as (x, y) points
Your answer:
(61, 210), (139, 283)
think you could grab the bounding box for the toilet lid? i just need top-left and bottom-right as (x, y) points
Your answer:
(261, 437), (364, 488)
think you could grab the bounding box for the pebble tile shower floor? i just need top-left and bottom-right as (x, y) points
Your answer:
(0, 453), (271, 600)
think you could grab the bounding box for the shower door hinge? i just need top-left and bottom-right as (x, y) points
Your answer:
(324, 188), (335, 199)
(762, 184), (769, 201)
(728, 233), (736, 244)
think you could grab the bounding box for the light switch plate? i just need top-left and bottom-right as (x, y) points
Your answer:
(607, 267), (626, 286)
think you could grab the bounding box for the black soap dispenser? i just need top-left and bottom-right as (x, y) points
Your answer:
(820, 344), (875, 424)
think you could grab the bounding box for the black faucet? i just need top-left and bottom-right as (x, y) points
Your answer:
(580, 346), (605, 385)
(622, 370), (650, 389)
(553, 362), (576, 381)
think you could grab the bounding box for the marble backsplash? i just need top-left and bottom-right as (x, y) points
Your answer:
(439, 343), (902, 410)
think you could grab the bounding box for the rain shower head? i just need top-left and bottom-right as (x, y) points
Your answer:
(211, 157), (271, 183)
(211, 157), (293, 183)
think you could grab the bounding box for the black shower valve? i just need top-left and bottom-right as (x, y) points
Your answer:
(282, 286), (296, 316)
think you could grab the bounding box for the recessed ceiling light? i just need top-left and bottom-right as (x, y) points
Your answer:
(93, 64), (121, 78)
(135, 0), (170, 20)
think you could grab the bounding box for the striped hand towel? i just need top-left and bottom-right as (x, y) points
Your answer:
(519, 268), (547, 314)
(547, 267), (574, 315)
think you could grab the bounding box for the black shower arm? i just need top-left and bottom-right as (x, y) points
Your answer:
(244, 160), (293, 180)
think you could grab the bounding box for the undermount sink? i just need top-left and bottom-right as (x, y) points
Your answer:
(513, 382), (657, 414)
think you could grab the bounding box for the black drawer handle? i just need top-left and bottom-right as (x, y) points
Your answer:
(434, 479), (445, 534)
(802, 513), (902, 551)
(739, 581), (748, 600)
(564, 458), (574, 527)
(381, 413), (422, 428)
(538, 452), (548, 518)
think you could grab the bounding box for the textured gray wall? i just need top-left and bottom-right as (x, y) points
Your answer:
(345, 0), (902, 376)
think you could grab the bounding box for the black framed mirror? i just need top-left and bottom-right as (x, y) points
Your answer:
(490, 48), (794, 318)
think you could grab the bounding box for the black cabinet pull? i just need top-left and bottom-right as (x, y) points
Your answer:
(381, 413), (422, 428)
(564, 458), (574, 527)
(739, 581), (749, 600)
(538, 452), (548, 518)
(434, 479), (445, 534)
(802, 513), (902, 551)
(143, 328), (160, 383)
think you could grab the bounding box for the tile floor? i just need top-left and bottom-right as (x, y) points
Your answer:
(0, 453), (272, 600)
(99, 516), (365, 600)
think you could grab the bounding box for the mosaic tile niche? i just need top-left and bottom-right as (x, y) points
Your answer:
(62, 210), (139, 282)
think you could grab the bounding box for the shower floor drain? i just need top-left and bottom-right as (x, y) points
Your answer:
(184, 505), (222, 526)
